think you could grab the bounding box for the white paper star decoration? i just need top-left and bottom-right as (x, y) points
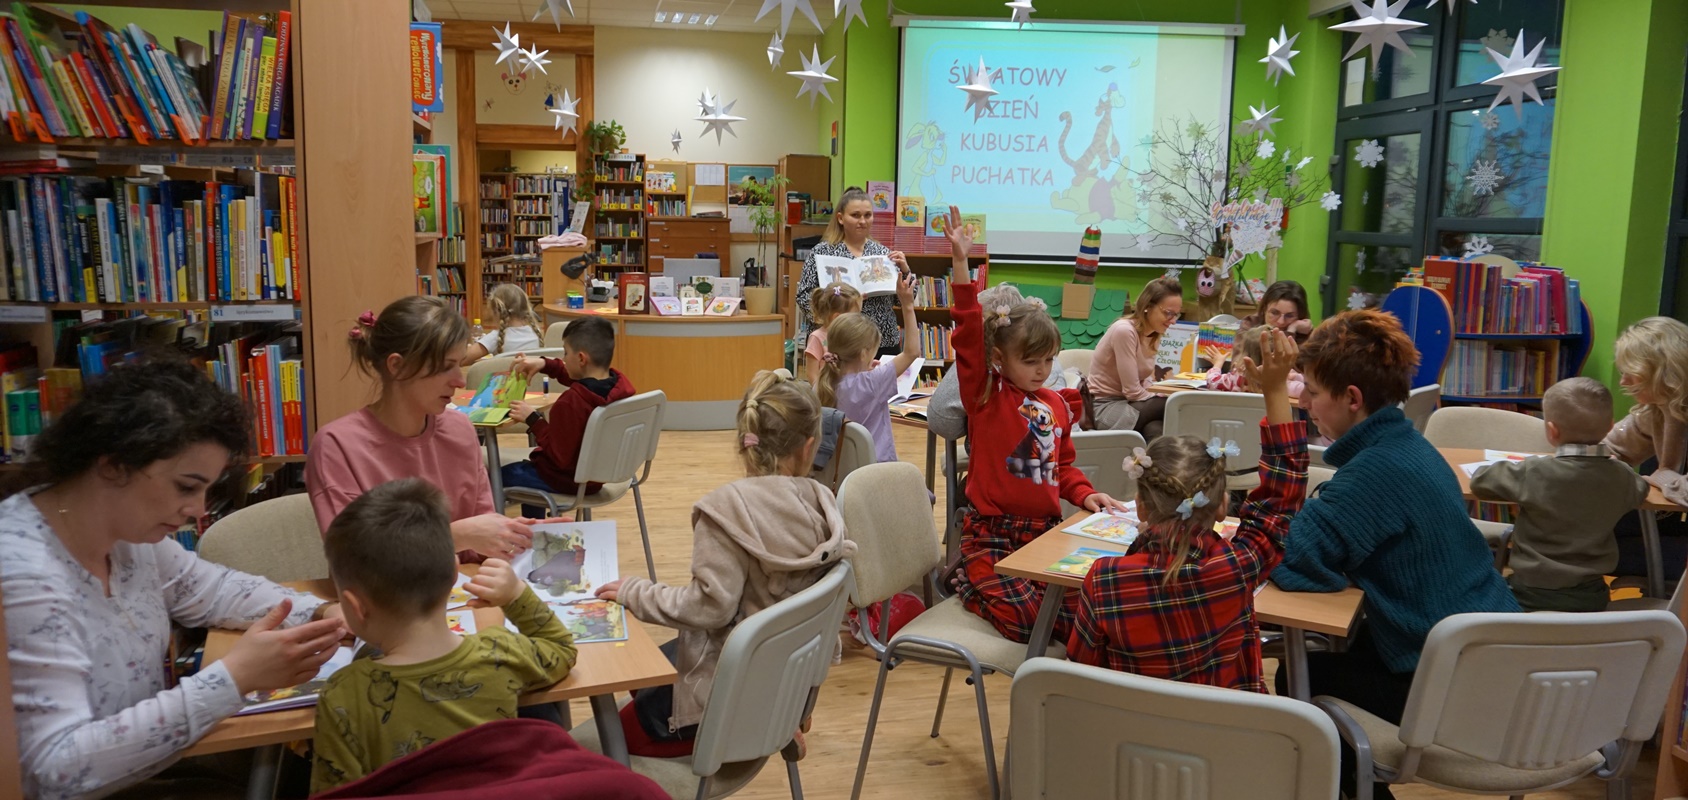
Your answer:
(547, 89), (579, 133)
(1330, 0), (1427, 74)
(1482, 29), (1560, 120)
(958, 58), (999, 121)
(695, 88), (746, 144)
(834, 0), (867, 32)
(530, 0), (575, 30)
(767, 32), (785, 69)
(1320, 191), (1343, 211)
(492, 23), (522, 67)
(1006, 0), (1035, 27)
(1296, 156), (1313, 170)
(788, 46), (838, 107)
(1463, 235), (1494, 257)
(1261, 25), (1300, 85)
(412, 0), (432, 23)
(1355, 139), (1385, 168)
(671, 129), (683, 153)
(1426, 0), (1475, 15)
(756, 0), (822, 36)
(1467, 159), (1503, 196)
(519, 45), (551, 76)
(1240, 103), (1282, 138)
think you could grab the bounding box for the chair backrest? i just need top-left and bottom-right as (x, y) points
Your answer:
(1308, 466), (1336, 497)
(1422, 406), (1550, 453)
(837, 462), (943, 607)
(543, 320), (568, 347)
(816, 422), (874, 494)
(1163, 391), (1266, 477)
(574, 391), (666, 487)
(1011, 660), (1340, 800)
(1056, 348), (1095, 378)
(1206, 314), (1241, 325)
(1394, 611), (1685, 776)
(197, 494), (330, 583)
(691, 562), (854, 776)
(1400, 383), (1441, 433)
(1060, 429), (1145, 517)
(1308, 444), (1329, 469)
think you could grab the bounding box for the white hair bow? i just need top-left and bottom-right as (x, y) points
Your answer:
(1123, 447), (1153, 479)
(1176, 491), (1210, 520)
(1207, 437), (1240, 460)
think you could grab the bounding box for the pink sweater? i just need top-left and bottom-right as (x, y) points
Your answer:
(306, 408), (496, 550)
(1089, 318), (1157, 402)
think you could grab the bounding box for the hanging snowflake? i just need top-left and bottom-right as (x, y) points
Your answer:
(1480, 28), (1515, 55)
(1236, 162), (1253, 180)
(1355, 249), (1368, 274)
(1230, 219), (1275, 256)
(1253, 187), (1269, 202)
(1267, 230), (1284, 250)
(1164, 267), (1183, 280)
(1355, 139), (1385, 168)
(1286, 173), (1303, 189)
(1467, 159), (1504, 196)
(1463, 235), (1495, 257)
(1362, 190), (1370, 206)
(1347, 289), (1372, 311)
(1257, 139), (1276, 159)
(1135, 190), (1152, 206)
(1135, 233), (1153, 251)
(1173, 217), (1190, 232)
(1480, 111), (1501, 132)
(1320, 191), (1342, 211)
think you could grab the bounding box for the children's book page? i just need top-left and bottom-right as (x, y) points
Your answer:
(445, 608), (478, 636)
(548, 598), (628, 643)
(451, 371), (531, 427)
(890, 357), (927, 403)
(814, 254), (899, 298)
(447, 573), (473, 609)
(1063, 506), (1141, 547)
(1046, 547), (1118, 577)
(508, 522), (627, 642)
(237, 645), (355, 715)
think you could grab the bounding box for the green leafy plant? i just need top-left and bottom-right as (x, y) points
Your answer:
(584, 120), (626, 155)
(741, 174), (790, 284)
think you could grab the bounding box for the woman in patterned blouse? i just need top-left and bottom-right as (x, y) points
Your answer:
(795, 187), (910, 356)
(1, 357), (349, 800)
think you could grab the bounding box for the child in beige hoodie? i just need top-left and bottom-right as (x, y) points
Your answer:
(595, 370), (855, 757)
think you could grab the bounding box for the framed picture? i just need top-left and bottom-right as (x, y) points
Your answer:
(728, 165), (778, 205)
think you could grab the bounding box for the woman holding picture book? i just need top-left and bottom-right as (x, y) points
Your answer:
(795, 187), (911, 358)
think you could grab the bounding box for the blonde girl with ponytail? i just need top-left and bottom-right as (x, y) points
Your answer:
(1067, 328), (1307, 693)
(813, 275), (919, 464)
(465, 283), (545, 365)
(595, 371), (854, 757)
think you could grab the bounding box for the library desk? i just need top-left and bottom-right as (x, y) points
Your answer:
(995, 512), (1365, 701)
(542, 303), (784, 430)
(1441, 447), (1680, 599)
(186, 571), (676, 798)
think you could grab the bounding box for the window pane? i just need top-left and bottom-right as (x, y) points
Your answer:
(1442, 98), (1553, 219)
(1455, 2), (1565, 86)
(1434, 232), (1542, 262)
(1340, 3), (1436, 107)
(1339, 133), (1420, 235)
(1335, 243), (1416, 312)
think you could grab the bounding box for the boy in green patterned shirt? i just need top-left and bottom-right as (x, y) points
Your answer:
(309, 478), (577, 793)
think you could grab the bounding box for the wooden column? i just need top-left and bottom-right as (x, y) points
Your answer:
(456, 51), (480, 322)
(576, 53), (594, 127)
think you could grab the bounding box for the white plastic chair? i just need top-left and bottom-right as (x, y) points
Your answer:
(813, 422), (873, 495)
(197, 495), (329, 583)
(1308, 443), (1329, 468)
(1206, 314), (1241, 325)
(503, 390), (666, 581)
(543, 320), (569, 347)
(1424, 405), (1550, 572)
(1400, 383), (1441, 433)
(1011, 659), (1342, 799)
(1309, 465), (1336, 496)
(1056, 348), (1094, 378)
(1316, 610), (1686, 800)
(1060, 429), (1144, 517)
(570, 562), (854, 800)
(841, 462), (1041, 800)
(1163, 391), (1267, 491)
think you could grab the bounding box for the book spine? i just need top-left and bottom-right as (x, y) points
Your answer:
(217, 187), (231, 301)
(7, 19), (62, 137)
(284, 175), (298, 297)
(74, 201), (94, 302)
(48, 60), (91, 138)
(251, 35), (272, 140)
(76, 15), (145, 142)
(124, 25), (176, 124)
(252, 346), (272, 456)
(67, 53), (118, 138)
(239, 23), (261, 139)
(266, 11), (288, 139)
(211, 14), (239, 139)
(268, 343), (284, 453)
(148, 48), (193, 141)
(228, 22), (251, 139)
(101, 28), (161, 139)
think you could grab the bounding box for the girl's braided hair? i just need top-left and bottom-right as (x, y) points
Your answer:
(1133, 434), (1229, 582)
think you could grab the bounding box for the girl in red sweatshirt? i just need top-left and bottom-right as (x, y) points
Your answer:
(939, 206), (1129, 644)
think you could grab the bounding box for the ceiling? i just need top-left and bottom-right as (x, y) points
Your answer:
(423, 0), (846, 34)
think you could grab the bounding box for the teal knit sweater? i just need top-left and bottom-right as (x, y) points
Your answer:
(1271, 407), (1519, 672)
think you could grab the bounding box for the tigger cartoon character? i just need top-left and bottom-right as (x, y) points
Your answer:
(1005, 396), (1061, 485)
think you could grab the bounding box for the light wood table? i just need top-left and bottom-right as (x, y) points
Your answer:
(184, 572), (676, 787)
(995, 512), (1364, 701)
(1440, 447), (1680, 599)
(1148, 381), (1206, 396)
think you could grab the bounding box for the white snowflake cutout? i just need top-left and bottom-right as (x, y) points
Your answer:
(1467, 159), (1504, 196)
(1286, 173), (1303, 189)
(1463, 235), (1495, 257)
(1173, 217), (1190, 232)
(1296, 156), (1313, 170)
(1320, 191), (1342, 211)
(1253, 187), (1269, 202)
(1267, 230), (1284, 250)
(1236, 162), (1253, 180)
(1230, 219), (1274, 256)
(1480, 28), (1515, 55)
(1355, 249), (1368, 274)
(1362, 190), (1370, 206)
(1347, 290), (1371, 311)
(1480, 111), (1501, 132)
(1257, 139), (1277, 159)
(1164, 267), (1183, 280)
(1355, 139), (1385, 168)
(1135, 233), (1154, 251)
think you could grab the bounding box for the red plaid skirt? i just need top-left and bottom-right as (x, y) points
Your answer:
(956, 509), (1075, 645)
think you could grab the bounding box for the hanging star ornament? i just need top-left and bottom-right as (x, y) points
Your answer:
(1260, 25), (1300, 85)
(547, 89), (579, 134)
(412, 0), (432, 23)
(695, 89), (746, 144)
(492, 23), (522, 67)
(519, 45), (551, 76)
(787, 45), (838, 107)
(957, 58), (999, 122)
(834, 0), (867, 32)
(1426, 0), (1475, 16)
(671, 129), (683, 153)
(1006, 0), (1035, 28)
(756, 0), (822, 36)
(1481, 30), (1560, 120)
(767, 32), (785, 69)
(1330, 0), (1427, 74)
(1240, 103), (1282, 138)
(530, 0), (575, 30)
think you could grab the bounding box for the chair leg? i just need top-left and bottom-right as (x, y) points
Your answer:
(968, 664), (1001, 800)
(931, 668), (954, 737)
(632, 481), (656, 582)
(1606, 776), (1631, 800)
(579, 507), (591, 521)
(694, 775), (711, 800)
(786, 758), (804, 800)
(851, 654), (895, 800)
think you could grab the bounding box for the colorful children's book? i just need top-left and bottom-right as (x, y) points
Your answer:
(1046, 547), (1117, 578)
(959, 213), (987, 245)
(1154, 322), (1200, 378)
(447, 572), (473, 609)
(444, 608), (477, 636)
(814, 253), (898, 299)
(895, 196), (924, 228)
(1063, 508), (1140, 546)
(548, 598), (628, 643)
(457, 370), (529, 426)
(236, 644), (354, 715)
(867, 181), (893, 213)
(1195, 321), (1238, 372)
(513, 521), (620, 603)
(925, 206), (947, 237)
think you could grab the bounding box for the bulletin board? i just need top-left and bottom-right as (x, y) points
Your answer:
(647, 159), (690, 194)
(688, 162), (728, 205)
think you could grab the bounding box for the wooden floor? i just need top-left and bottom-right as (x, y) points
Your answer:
(502, 425), (1657, 800)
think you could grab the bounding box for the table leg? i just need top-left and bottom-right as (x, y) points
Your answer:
(1024, 585), (1066, 662)
(244, 744), (283, 800)
(1642, 511), (1666, 600)
(924, 429), (937, 495)
(1283, 626), (1311, 702)
(943, 438), (960, 566)
(590, 693), (630, 766)
(482, 430), (505, 511)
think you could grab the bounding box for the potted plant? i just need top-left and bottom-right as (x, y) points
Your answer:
(739, 174), (789, 316)
(584, 120), (626, 156)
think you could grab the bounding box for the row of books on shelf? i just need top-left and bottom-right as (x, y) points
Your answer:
(595, 164), (643, 182)
(206, 331), (305, 457)
(434, 265), (464, 293)
(1413, 257), (1583, 335)
(596, 191), (641, 210)
(595, 244), (642, 265)
(171, 470), (294, 552)
(479, 178), (509, 199)
(0, 6), (291, 145)
(1443, 339), (1562, 398)
(481, 232), (508, 250)
(915, 322), (954, 362)
(908, 276), (958, 308)
(650, 198), (686, 217)
(438, 235), (466, 264)
(513, 174), (567, 194)
(0, 171), (298, 303)
(514, 198), (549, 215)
(437, 294), (465, 316)
(513, 220), (553, 237)
(593, 223), (640, 238)
(479, 208), (509, 224)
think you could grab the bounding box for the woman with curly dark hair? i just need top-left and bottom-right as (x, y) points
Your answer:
(1, 355), (348, 800)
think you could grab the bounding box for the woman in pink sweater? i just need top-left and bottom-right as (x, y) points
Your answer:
(1086, 276), (1183, 439)
(305, 296), (534, 562)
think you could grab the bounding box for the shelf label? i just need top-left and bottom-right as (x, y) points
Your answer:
(0, 305), (48, 323)
(211, 304), (297, 322)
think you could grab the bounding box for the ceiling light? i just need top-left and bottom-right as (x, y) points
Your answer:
(688, 13), (701, 23)
(671, 15), (684, 23)
(654, 11), (665, 21)
(705, 14), (718, 24)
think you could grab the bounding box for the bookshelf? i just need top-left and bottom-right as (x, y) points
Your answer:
(591, 152), (644, 273)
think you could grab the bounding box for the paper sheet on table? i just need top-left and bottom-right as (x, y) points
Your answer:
(1461, 449), (1548, 477)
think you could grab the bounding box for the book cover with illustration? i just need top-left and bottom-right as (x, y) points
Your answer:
(513, 521), (619, 603)
(457, 371), (530, 426)
(1046, 547), (1117, 578)
(814, 254), (899, 299)
(867, 181), (894, 212)
(1063, 508), (1140, 546)
(1195, 321), (1238, 372)
(238, 645), (354, 715)
(925, 206), (948, 237)
(549, 598), (628, 643)
(895, 196), (924, 228)
(1155, 322), (1200, 378)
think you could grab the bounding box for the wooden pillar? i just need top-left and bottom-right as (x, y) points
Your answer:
(456, 51), (480, 323)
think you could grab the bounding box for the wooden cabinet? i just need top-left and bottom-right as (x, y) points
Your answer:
(647, 217), (730, 275)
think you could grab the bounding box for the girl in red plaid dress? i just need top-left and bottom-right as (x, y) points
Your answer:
(938, 206), (1130, 644)
(1067, 328), (1307, 690)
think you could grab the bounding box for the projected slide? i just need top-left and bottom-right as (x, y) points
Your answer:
(898, 22), (1234, 261)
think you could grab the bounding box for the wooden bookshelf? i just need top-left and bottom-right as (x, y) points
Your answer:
(591, 153), (645, 273)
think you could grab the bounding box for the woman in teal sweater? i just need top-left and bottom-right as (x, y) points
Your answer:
(1271, 310), (1518, 799)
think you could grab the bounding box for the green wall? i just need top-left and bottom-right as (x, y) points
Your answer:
(51, 5), (224, 53)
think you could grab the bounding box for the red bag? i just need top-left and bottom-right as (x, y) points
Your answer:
(847, 591), (926, 645)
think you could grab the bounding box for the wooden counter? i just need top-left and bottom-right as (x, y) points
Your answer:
(541, 302), (785, 430)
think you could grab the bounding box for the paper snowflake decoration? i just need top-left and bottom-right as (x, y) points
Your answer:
(519, 45), (551, 75)
(1164, 267), (1183, 280)
(547, 89), (579, 133)
(1135, 233), (1153, 251)
(1173, 217), (1190, 232)
(1235, 162), (1253, 180)
(1463, 235), (1494, 258)
(756, 0), (822, 36)
(1482, 29), (1560, 120)
(1240, 103), (1282, 138)
(1354, 250), (1368, 274)
(1286, 173), (1303, 189)
(1330, 0), (1427, 74)
(834, 0), (867, 31)
(694, 88), (746, 144)
(1480, 28), (1514, 54)
(1256, 139), (1277, 159)
(1362, 190), (1370, 206)
(1296, 156), (1313, 170)
(1006, 0), (1035, 27)
(671, 129), (683, 153)
(492, 23), (522, 67)
(1355, 139), (1385, 168)
(767, 32), (785, 69)
(1320, 191), (1342, 211)
(1261, 24), (1300, 85)
(1268, 230), (1284, 250)
(787, 45), (838, 107)
(531, 0), (575, 29)
(1347, 290), (1371, 311)
(1480, 111), (1501, 131)
(957, 58), (999, 121)
(1467, 159), (1504, 196)
(1426, 0), (1474, 15)
(1253, 188), (1269, 203)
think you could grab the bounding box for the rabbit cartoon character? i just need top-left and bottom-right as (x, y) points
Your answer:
(1006, 396), (1061, 485)
(903, 121), (947, 203)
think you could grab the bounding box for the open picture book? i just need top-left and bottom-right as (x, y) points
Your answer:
(814, 253), (899, 299)
(454, 370), (530, 426)
(508, 521), (629, 643)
